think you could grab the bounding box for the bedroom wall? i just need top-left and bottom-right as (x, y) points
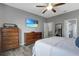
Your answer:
(0, 4), (5, 27)
(0, 4), (46, 46)
(47, 9), (79, 37)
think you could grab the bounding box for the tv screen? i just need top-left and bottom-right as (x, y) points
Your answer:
(26, 18), (38, 27)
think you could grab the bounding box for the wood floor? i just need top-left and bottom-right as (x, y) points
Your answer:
(0, 45), (33, 56)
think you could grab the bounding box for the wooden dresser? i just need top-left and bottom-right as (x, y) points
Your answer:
(24, 32), (42, 45)
(0, 27), (19, 51)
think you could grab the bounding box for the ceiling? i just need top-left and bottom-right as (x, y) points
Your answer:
(4, 3), (79, 18)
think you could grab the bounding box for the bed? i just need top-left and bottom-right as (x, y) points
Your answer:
(32, 36), (79, 56)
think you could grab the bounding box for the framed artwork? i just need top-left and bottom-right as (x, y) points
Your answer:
(55, 23), (62, 37)
(25, 18), (38, 28)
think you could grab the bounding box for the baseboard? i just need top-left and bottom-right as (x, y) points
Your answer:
(19, 43), (25, 47)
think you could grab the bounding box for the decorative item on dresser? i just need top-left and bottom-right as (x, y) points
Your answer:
(0, 23), (19, 52)
(24, 32), (42, 45)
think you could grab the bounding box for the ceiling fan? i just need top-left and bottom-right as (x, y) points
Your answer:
(36, 3), (65, 14)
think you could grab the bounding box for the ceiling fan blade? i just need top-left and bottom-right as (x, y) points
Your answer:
(52, 9), (56, 13)
(54, 3), (65, 7)
(42, 9), (47, 14)
(36, 6), (46, 7)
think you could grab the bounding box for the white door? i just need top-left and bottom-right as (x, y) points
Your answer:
(44, 22), (54, 38)
(48, 22), (54, 37)
(64, 19), (77, 38)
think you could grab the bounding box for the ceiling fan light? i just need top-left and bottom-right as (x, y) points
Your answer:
(47, 4), (52, 10)
(47, 6), (52, 10)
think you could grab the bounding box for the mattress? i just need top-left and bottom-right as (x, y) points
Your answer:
(32, 37), (79, 56)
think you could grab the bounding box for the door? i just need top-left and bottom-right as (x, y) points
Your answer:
(64, 19), (77, 38)
(44, 22), (54, 38)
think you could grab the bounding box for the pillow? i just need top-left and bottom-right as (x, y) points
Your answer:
(75, 37), (79, 48)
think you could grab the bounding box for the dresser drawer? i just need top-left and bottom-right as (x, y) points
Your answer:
(2, 29), (18, 32)
(2, 39), (19, 45)
(25, 40), (35, 45)
(2, 36), (19, 39)
(26, 33), (34, 36)
(26, 37), (34, 40)
(2, 44), (19, 51)
(2, 32), (19, 36)
(26, 38), (35, 42)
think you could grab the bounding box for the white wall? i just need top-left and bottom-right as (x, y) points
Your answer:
(47, 9), (79, 37)
(0, 4), (5, 27)
(0, 4), (46, 46)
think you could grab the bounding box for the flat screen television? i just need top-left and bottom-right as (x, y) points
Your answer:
(26, 18), (38, 28)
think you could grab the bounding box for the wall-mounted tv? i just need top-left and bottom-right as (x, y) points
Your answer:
(25, 18), (38, 28)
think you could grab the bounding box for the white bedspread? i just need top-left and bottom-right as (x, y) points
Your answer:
(33, 37), (79, 56)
